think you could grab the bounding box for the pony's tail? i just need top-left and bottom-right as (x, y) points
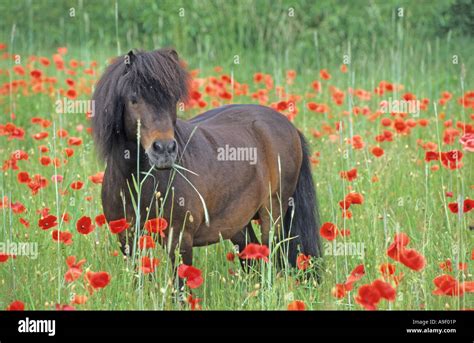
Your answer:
(282, 131), (322, 267)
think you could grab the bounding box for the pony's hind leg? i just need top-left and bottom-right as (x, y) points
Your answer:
(258, 196), (283, 248)
(230, 223), (259, 271)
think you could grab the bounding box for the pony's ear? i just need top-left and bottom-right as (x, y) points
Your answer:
(164, 48), (179, 62)
(124, 50), (136, 70)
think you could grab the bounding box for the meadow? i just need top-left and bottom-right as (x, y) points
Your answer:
(0, 0), (473, 310)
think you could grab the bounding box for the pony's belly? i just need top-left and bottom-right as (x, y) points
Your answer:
(192, 223), (245, 247)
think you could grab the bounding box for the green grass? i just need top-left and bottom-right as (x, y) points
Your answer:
(0, 1), (473, 310)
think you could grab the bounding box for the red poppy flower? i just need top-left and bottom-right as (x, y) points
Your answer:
(398, 249), (426, 271)
(253, 73), (264, 83)
(13, 65), (25, 75)
(226, 252), (235, 262)
(52, 230), (73, 245)
(439, 259), (453, 272)
(344, 264), (365, 291)
(371, 146), (384, 158)
(331, 284), (346, 299)
(320, 222), (338, 241)
(57, 129), (68, 138)
(387, 232), (410, 257)
(277, 101), (288, 111)
(440, 150), (463, 170)
(339, 199), (351, 210)
(372, 279), (396, 301)
(95, 214), (106, 226)
(379, 263), (396, 276)
(108, 218), (130, 234)
(144, 217), (168, 237)
(64, 148), (74, 157)
(296, 253), (311, 270)
(140, 256), (160, 274)
(6, 300), (24, 311)
(70, 181), (84, 190)
(340, 168), (357, 181)
(40, 156), (51, 166)
(311, 80), (321, 92)
(32, 131), (48, 140)
(76, 216), (95, 235)
(339, 229), (351, 237)
(139, 235), (155, 249)
(178, 264), (203, 289)
(38, 214), (57, 230)
(17, 171), (30, 183)
(287, 300), (306, 311)
(355, 284), (381, 310)
(432, 275), (461, 296)
(425, 151), (439, 162)
(349, 135), (365, 149)
(320, 69), (331, 80)
(380, 117), (392, 126)
(307, 102), (318, 111)
(88, 172), (104, 184)
(19, 218), (30, 228)
(345, 192), (364, 205)
(11, 150), (28, 161)
(86, 271), (111, 289)
(72, 294), (88, 305)
(10, 202), (25, 214)
(66, 88), (77, 100)
(187, 295), (202, 310)
(55, 304), (75, 311)
(463, 199), (474, 213)
(30, 69), (42, 79)
(342, 210), (352, 219)
(68, 137), (82, 146)
(238, 243), (270, 262)
(62, 213), (71, 223)
(0, 254), (10, 262)
(387, 233), (425, 271)
(64, 256), (86, 282)
(448, 202), (459, 214)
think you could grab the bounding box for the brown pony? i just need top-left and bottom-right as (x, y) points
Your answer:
(92, 49), (322, 276)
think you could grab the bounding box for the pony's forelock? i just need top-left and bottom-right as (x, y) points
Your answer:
(92, 49), (189, 161)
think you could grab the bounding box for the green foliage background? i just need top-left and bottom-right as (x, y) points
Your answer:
(1, 0), (472, 70)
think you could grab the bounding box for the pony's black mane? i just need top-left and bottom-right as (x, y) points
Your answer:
(92, 48), (189, 161)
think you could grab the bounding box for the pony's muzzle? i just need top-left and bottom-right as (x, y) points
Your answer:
(146, 139), (178, 169)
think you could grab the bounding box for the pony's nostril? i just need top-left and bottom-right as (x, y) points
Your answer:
(152, 140), (176, 155)
(152, 141), (165, 154)
(167, 140), (177, 154)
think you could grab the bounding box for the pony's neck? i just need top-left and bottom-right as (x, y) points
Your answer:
(174, 119), (199, 163)
(107, 140), (148, 178)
